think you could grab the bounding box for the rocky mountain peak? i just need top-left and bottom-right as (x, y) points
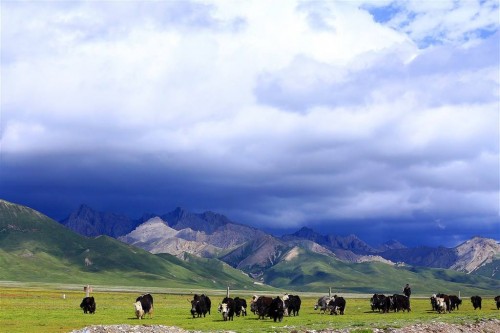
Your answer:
(326, 233), (377, 254)
(378, 239), (407, 251)
(293, 227), (319, 238)
(74, 204), (98, 219)
(171, 207), (191, 219)
(118, 217), (177, 244)
(451, 236), (500, 273)
(61, 205), (138, 238)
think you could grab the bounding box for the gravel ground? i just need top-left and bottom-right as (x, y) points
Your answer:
(69, 325), (197, 333)
(70, 318), (500, 333)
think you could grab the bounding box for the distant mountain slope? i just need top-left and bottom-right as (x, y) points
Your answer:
(0, 199), (269, 290)
(450, 237), (500, 273)
(377, 239), (407, 252)
(282, 227), (378, 254)
(219, 234), (292, 276)
(160, 207), (269, 248)
(60, 203), (499, 282)
(379, 237), (500, 274)
(284, 227), (500, 275)
(380, 246), (458, 268)
(60, 204), (139, 237)
(263, 247), (500, 294)
(472, 255), (500, 280)
(64, 205), (268, 249)
(118, 217), (220, 258)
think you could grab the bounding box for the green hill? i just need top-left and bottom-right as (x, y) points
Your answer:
(0, 199), (270, 290)
(263, 247), (499, 295)
(472, 255), (500, 280)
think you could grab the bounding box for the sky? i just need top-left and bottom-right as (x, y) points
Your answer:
(1, 0), (499, 248)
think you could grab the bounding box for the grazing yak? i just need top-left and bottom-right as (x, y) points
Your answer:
(435, 294), (451, 313)
(283, 294), (301, 316)
(250, 295), (258, 314)
(136, 294), (154, 319)
(431, 295), (448, 314)
(471, 296), (482, 310)
(327, 295), (346, 315)
(449, 295), (462, 310)
(190, 294), (210, 318)
(371, 294), (388, 312)
(269, 296), (285, 322)
(430, 295), (439, 311)
(204, 294), (212, 314)
(134, 301), (145, 319)
(495, 296), (500, 310)
(252, 295), (273, 320)
(392, 294), (410, 312)
(314, 295), (332, 314)
(383, 295), (395, 313)
(137, 294), (154, 318)
(234, 297), (247, 316)
(80, 296), (96, 314)
(219, 297), (235, 321)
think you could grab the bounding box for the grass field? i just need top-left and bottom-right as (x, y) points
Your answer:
(1, 283), (499, 333)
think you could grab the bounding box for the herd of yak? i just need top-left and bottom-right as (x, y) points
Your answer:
(79, 293), (500, 322)
(370, 293), (499, 314)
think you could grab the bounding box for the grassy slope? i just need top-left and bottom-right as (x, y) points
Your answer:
(0, 200), (267, 290)
(263, 248), (500, 294)
(472, 255), (500, 281)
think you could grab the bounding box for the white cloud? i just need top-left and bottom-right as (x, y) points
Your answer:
(366, 0), (499, 46)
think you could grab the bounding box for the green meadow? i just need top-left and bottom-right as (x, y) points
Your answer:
(1, 284), (499, 333)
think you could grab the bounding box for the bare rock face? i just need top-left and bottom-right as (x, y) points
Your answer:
(118, 217), (220, 258)
(450, 236), (500, 273)
(118, 217), (177, 243)
(220, 234), (291, 274)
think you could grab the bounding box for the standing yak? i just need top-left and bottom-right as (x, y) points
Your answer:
(219, 297), (235, 321)
(190, 294), (210, 318)
(80, 296), (96, 314)
(328, 295), (346, 315)
(314, 295), (332, 314)
(252, 295), (273, 320)
(269, 296), (285, 322)
(371, 294), (387, 312)
(234, 297), (247, 316)
(471, 296), (482, 310)
(284, 294), (301, 316)
(136, 294), (154, 319)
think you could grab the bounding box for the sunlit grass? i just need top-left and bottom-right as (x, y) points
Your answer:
(1, 284), (499, 333)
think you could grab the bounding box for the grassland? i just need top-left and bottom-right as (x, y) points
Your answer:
(1, 283), (499, 333)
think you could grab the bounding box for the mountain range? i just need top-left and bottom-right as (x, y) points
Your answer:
(0, 199), (270, 290)
(2, 199), (499, 294)
(61, 204), (500, 280)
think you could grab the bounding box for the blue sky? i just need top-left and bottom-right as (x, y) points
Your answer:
(1, 0), (499, 247)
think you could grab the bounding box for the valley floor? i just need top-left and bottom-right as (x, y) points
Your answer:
(2, 284), (499, 333)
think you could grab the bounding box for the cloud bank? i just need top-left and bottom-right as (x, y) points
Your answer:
(1, 0), (498, 246)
